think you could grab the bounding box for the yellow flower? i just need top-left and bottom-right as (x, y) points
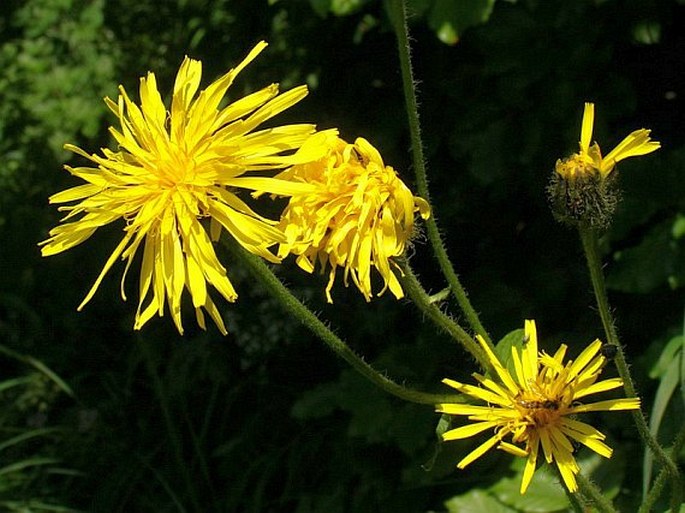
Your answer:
(40, 41), (316, 335)
(437, 320), (640, 494)
(274, 130), (430, 302)
(555, 102), (660, 180)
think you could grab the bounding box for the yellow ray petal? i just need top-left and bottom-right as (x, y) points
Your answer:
(568, 397), (640, 413)
(560, 421), (613, 458)
(520, 435), (539, 494)
(457, 433), (502, 469)
(555, 454), (579, 493)
(436, 403), (506, 416)
(573, 377), (623, 399)
(522, 319), (539, 387)
(580, 102), (595, 154)
(224, 177), (315, 196)
(601, 129), (661, 175)
(498, 441), (529, 458)
(476, 335), (520, 395)
(539, 428), (554, 464)
(472, 374), (513, 402)
(77, 233), (133, 311)
(566, 339), (602, 383)
(442, 421), (499, 441)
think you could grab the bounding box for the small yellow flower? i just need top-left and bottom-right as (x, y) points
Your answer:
(274, 130), (430, 302)
(556, 102), (660, 180)
(437, 320), (640, 494)
(40, 41), (316, 335)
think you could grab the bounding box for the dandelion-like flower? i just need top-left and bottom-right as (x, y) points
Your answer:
(437, 320), (640, 494)
(40, 41), (316, 335)
(555, 102), (660, 180)
(549, 102), (660, 228)
(274, 130), (430, 302)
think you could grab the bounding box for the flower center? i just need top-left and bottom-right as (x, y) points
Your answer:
(514, 391), (563, 426)
(153, 143), (200, 188)
(555, 154), (596, 180)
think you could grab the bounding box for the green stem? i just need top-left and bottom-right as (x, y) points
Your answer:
(556, 469), (587, 513)
(668, 424), (685, 512)
(640, 466), (669, 513)
(576, 472), (618, 513)
(642, 424), (685, 513)
(224, 238), (461, 405)
(388, 0), (492, 348)
(578, 226), (682, 499)
(565, 492), (585, 513)
(399, 260), (494, 375)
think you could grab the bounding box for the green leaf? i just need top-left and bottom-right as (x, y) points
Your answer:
(444, 489), (515, 513)
(643, 339), (683, 497)
(309, 0), (332, 17)
(578, 451), (623, 500)
(490, 459), (568, 512)
(493, 328), (525, 378)
(0, 428), (61, 453)
(673, 214), (685, 239)
(0, 501), (84, 513)
(422, 414), (451, 471)
(0, 458), (60, 477)
(660, 506), (685, 513)
(435, 413), (452, 438)
(607, 220), (681, 293)
(290, 381), (340, 420)
(649, 335), (684, 379)
(632, 20), (661, 45)
(428, 0), (496, 45)
(0, 344), (74, 397)
(428, 287), (451, 303)
(330, 0), (369, 16)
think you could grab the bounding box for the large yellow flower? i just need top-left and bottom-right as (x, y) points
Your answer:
(437, 320), (640, 494)
(273, 130), (430, 302)
(40, 41), (316, 335)
(555, 102), (660, 180)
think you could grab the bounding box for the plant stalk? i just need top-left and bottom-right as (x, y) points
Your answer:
(224, 238), (462, 405)
(389, 0), (492, 348)
(399, 260), (493, 375)
(576, 472), (618, 513)
(579, 226), (682, 502)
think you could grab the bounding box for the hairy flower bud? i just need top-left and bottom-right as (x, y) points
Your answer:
(547, 102), (659, 230)
(547, 159), (620, 230)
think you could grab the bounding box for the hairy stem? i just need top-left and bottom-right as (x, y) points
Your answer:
(399, 260), (493, 375)
(642, 424), (685, 513)
(388, 0), (492, 347)
(579, 226), (682, 503)
(576, 472), (618, 513)
(555, 467), (587, 513)
(225, 238), (461, 405)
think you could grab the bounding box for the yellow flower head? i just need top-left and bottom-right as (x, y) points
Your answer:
(40, 41), (316, 335)
(437, 320), (640, 494)
(274, 130), (430, 303)
(555, 102), (660, 180)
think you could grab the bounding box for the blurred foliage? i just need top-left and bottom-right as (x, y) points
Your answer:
(0, 346), (79, 512)
(0, 0), (684, 511)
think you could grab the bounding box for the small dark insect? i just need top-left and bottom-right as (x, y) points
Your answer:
(600, 344), (618, 360)
(517, 398), (560, 411)
(350, 147), (369, 166)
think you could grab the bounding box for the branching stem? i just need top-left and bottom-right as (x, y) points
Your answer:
(225, 238), (462, 405)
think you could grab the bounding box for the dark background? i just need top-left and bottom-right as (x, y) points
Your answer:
(0, 0), (683, 511)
